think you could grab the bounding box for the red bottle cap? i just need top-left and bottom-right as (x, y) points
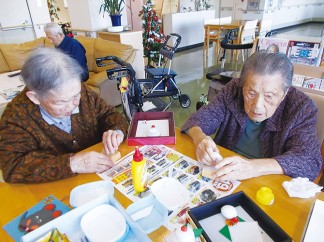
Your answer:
(133, 147), (143, 162)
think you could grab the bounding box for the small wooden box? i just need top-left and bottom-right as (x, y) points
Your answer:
(127, 112), (175, 146)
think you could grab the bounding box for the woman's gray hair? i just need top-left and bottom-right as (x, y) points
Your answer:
(240, 50), (293, 92)
(21, 48), (83, 98)
(44, 22), (63, 35)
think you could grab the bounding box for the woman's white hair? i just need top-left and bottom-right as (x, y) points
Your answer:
(21, 48), (83, 98)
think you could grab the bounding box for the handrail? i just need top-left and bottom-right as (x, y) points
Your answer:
(0, 25), (33, 31)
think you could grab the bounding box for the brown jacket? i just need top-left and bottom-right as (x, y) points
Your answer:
(0, 84), (128, 183)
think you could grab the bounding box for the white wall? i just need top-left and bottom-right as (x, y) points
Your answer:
(163, 10), (215, 48)
(67, 0), (128, 31)
(0, 0), (50, 43)
(27, 0), (51, 38)
(219, 0), (324, 29)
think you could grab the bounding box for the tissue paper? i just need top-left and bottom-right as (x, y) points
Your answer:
(282, 177), (323, 198)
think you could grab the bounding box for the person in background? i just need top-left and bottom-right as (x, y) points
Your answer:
(0, 48), (128, 183)
(44, 22), (89, 82)
(181, 50), (322, 181)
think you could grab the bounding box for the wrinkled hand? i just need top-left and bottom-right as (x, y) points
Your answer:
(102, 130), (124, 155)
(70, 151), (114, 173)
(196, 136), (223, 166)
(213, 156), (255, 180)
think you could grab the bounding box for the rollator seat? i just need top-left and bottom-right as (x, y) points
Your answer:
(146, 67), (177, 78)
(146, 68), (178, 92)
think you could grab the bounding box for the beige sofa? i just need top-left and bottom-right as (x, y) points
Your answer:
(0, 36), (142, 106)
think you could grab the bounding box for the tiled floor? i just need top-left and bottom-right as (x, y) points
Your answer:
(168, 22), (324, 128)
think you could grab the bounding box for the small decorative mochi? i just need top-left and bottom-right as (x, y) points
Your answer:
(147, 125), (160, 136)
(221, 205), (237, 219)
(165, 225), (196, 242)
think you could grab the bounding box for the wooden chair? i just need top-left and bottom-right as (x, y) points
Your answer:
(219, 16), (232, 25)
(203, 16), (232, 59)
(257, 18), (273, 38)
(236, 19), (258, 61)
(218, 19), (258, 64)
(203, 18), (220, 58)
(304, 92), (324, 184)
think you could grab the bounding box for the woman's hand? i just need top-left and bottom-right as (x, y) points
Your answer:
(70, 151), (114, 173)
(196, 136), (223, 166)
(211, 156), (283, 181)
(102, 130), (124, 155)
(188, 126), (223, 166)
(211, 156), (255, 180)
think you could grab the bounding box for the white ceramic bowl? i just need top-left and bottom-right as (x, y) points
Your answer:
(81, 204), (127, 242)
(70, 181), (114, 207)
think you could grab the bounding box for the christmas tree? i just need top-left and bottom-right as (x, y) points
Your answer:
(139, 0), (165, 66)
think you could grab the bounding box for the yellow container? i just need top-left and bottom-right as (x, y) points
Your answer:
(256, 187), (274, 205)
(131, 147), (148, 193)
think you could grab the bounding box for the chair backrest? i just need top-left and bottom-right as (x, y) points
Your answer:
(204, 18), (220, 25)
(220, 16), (232, 24)
(258, 18), (272, 37)
(240, 19), (258, 44)
(305, 92), (324, 144)
(219, 16), (232, 24)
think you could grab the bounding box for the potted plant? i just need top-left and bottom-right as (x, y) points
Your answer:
(99, 0), (125, 27)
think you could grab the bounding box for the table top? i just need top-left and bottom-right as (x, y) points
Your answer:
(0, 128), (323, 241)
(0, 70), (25, 117)
(0, 70), (24, 91)
(204, 20), (243, 32)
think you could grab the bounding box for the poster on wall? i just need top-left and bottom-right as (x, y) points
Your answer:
(179, 0), (195, 12)
(162, 0), (179, 15)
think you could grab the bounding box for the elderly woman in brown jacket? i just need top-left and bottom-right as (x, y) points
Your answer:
(0, 48), (128, 183)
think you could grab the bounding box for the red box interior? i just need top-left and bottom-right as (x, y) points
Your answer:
(127, 112), (175, 146)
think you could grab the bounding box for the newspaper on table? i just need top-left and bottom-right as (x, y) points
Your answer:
(98, 145), (240, 230)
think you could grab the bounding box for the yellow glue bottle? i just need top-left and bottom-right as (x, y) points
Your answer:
(131, 147), (147, 193)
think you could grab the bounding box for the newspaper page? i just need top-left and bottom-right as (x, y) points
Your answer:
(98, 145), (240, 230)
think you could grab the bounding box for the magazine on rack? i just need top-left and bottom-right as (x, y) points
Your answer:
(257, 37), (289, 54)
(98, 145), (240, 230)
(286, 40), (321, 66)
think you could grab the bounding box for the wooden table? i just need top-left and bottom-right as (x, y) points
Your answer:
(0, 129), (323, 241)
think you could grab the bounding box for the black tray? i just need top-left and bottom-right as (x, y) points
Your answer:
(188, 191), (292, 242)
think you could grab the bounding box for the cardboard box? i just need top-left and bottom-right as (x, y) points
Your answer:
(188, 191), (291, 242)
(21, 193), (151, 242)
(302, 199), (324, 242)
(127, 112), (175, 146)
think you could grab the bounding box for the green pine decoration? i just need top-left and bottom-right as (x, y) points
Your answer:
(139, 0), (165, 66)
(47, 0), (60, 20)
(193, 227), (203, 237)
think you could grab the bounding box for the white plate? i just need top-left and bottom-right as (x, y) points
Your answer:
(81, 204), (126, 242)
(150, 178), (190, 211)
(70, 181), (114, 207)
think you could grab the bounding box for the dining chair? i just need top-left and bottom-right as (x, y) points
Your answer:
(234, 19), (258, 61)
(303, 91), (324, 184)
(203, 16), (233, 59)
(203, 18), (220, 58)
(219, 16), (232, 24)
(257, 18), (273, 38)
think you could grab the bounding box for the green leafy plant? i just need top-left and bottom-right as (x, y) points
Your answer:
(99, 0), (125, 16)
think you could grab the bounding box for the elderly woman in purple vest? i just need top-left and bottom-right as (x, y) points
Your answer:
(181, 50), (322, 181)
